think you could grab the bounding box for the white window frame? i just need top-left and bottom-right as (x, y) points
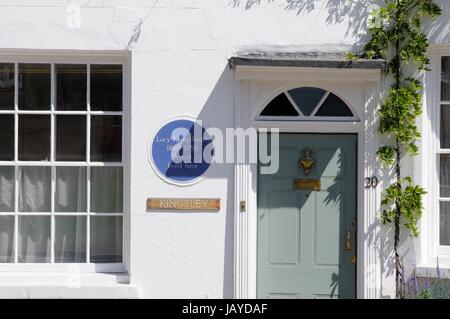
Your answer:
(436, 53), (450, 257)
(422, 47), (450, 268)
(0, 50), (131, 273)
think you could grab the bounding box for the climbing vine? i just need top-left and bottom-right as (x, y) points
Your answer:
(349, 0), (441, 298)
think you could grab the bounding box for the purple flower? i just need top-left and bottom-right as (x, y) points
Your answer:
(436, 257), (441, 279)
(413, 269), (419, 296)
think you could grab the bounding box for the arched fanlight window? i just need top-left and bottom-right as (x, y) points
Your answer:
(258, 87), (357, 120)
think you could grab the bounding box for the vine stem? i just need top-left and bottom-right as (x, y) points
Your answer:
(394, 0), (405, 299)
(394, 140), (404, 299)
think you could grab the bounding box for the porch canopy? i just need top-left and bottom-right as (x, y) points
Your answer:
(229, 52), (387, 70)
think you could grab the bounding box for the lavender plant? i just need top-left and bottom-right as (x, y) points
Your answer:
(407, 263), (450, 299)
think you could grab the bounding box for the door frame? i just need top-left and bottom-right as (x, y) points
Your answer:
(233, 69), (383, 299)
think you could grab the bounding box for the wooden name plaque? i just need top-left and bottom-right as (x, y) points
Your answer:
(147, 198), (220, 211)
(293, 179), (321, 191)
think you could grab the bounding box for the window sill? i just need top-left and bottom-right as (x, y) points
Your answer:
(0, 272), (139, 299)
(0, 263), (126, 273)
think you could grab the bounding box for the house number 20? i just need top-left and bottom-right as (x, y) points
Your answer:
(364, 176), (378, 189)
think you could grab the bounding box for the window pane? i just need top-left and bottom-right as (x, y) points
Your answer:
(55, 216), (86, 263)
(440, 155), (450, 197)
(315, 93), (354, 117)
(441, 105), (450, 149)
(19, 166), (51, 212)
(0, 216), (14, 263)
(0, 114), (14, 161)
(0, 63), (15, 110)
(55, 167), (86, 212)
(56, 64), (87, 111)
(440, 202), (450, 246)
(0, 167), (14, 212)
(18, 63), (51, 110)
(287, 87), (326, 116)
(18, 216), (50, 263)
(56, 115), (86, 161)
(19, 115), (50, 161)
(90, 167), (123, 213)
(90, 64), (123, 111)
(442, 57), (450, 101)
(260, 93), (299, 116)
(91, 115), (122, 162)
(90, 216), (122, 263)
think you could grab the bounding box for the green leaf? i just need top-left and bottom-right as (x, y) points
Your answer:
(346, 52), (358, 61)
(377, 146), (396, 165)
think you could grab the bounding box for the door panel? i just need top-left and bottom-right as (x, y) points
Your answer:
(267, 192), (300, 266)
(315, 191), (341, 266)
(257, 134), (357, 299)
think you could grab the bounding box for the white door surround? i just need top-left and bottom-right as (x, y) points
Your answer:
(233, 66), (383, 299)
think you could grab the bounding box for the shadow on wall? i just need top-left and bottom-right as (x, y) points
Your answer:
(363, 84), (396, 297)
(196, 66), (236, 298)
(424, 0), (450, 44)
(229, 0), (386, 51)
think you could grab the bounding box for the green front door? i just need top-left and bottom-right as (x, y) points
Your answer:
(257, 134), (357, 299)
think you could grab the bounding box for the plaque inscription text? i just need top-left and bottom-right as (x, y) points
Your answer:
(147, 198), (220, 211)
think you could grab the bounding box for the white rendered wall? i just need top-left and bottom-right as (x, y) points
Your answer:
(0, 0), (449, 298)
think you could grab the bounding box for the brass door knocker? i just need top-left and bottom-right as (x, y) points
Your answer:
(299, 147), (315, 175)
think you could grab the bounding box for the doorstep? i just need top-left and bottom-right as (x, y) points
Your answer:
(0, 272), (139, 299)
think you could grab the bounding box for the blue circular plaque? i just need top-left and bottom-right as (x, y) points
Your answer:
(150, 119), (213, 185)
